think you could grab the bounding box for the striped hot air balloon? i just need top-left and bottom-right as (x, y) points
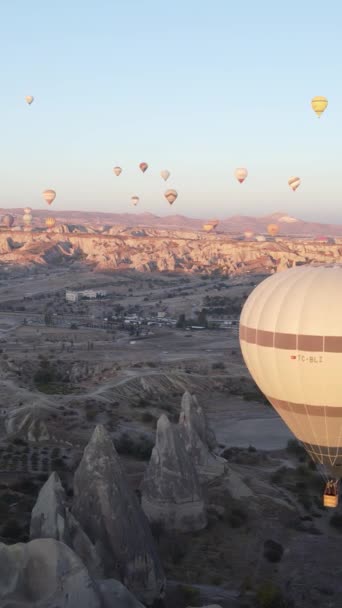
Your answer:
(164, 189), (178, 205)
(42, 190), (56, 206)
(239, 264), (342, 507)
(288, 176), (301, 191)
(311, 96), (328, 118)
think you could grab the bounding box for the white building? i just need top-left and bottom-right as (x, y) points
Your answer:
(65, 289), (107, 302)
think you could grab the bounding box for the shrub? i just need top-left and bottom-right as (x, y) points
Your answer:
(256, 581), (286, 608)
(329, 512), (342, 530)
(263, 539), (284, 563)
(212, 361), (225, 370)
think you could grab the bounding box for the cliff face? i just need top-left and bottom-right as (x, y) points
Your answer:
(0, 228), (340, 275)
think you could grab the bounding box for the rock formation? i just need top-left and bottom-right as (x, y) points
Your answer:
(30, 471), (103, 579)
(179, 392), (226, 480)
(72, 424), (165, 605)
(5, 404), (54, 442)
(141, 414), (207, 532)
(0, 226), (339, 275)
(0, 538), (102, 608)
(182, 391), (218, 451)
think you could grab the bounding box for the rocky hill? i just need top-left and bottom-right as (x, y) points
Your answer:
(0, 227), (341, 275)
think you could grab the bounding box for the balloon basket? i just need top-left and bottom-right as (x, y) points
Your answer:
(323, 493), (339, 508)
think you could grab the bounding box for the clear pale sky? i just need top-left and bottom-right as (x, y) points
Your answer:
(0, 0), (341, 221)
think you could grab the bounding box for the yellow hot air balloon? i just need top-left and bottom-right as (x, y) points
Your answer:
(131, 196), (139, 206)
(203, 223), (214, 232)
(160, 170), (170, 181)
(164, 189), (178, 205)
(288, 176), (301, 192)
(113, 166), (122, 176)
(311, 96), (328, 118)
(25, 96), (34, 105)
(239, 264), (342, 507)
(234, 168), (248, 184)
(139, 162), (148, 173)
(42, 190), (56, 206)
(45, 217), (56, 229)
(267, 223), (279, 237)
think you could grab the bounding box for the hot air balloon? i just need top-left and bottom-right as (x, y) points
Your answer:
(25, 96), (34, 105)
(2, 214), (14, 228)
(113, 166), (122, 176)
(267, 223), (279, 237)
(311, 96), (328, 118)
(42, 190), (56, 206)
(45, 217), (56, 229)
(239, 264), (342, 507)
(131, 196), (139, 206)
(139, 162), (148, 173)
(160, 170), (170, 181)
(203, 224), (215, 232)
(234, 168), (248, 184)
(244, 230), (254, 239)
(164, 189), (178, 205)
(288, 176), (301, 192)
(23, 212), (32, 226)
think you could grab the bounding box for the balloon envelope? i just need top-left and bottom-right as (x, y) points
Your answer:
(203, 224), (214, 232)
(239, 264), (342, 479)
(42, 190), (56, 206)
(234, 168), (248, 183)
(2, 214), (14, 228)
(288, 176), (301, 191)
(45, 217), (56, 228)
(113, 167), (122, 176)
(139, 162), (148, 173)
(164, 189), (178, 205)
(267, 223), (279, 237)
(25, 96), (34, 105)
(131, 196), (139, 206)
(311, 96), (328, 117)
(160, 170), (170, 181)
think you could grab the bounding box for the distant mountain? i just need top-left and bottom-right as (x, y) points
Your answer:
(1, 208), (342, 236)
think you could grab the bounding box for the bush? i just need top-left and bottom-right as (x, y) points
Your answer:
(177, 584), (201, 606)
(263, 539), (284, 563)
(256, 581), (286, 608)
(141, 412), (156, 424)
(212, 361), (225, 370)
(115, 433), (154, 460)
(226, 506), (248, 528)
(330, 512), (342, 530)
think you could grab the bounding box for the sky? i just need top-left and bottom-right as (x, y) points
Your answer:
(0, 0), (341, 222)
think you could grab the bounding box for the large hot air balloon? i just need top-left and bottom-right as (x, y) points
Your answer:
(160, 170), (170, 181)
(244, 230), (254, 239)
(288, 176), (301, 192)
(139, 162), (148, 173)
(113, 166), (122, 176)
(239, 264), (342, 507)
(25, 96), (34, 105)
(2, 214), (14, 228)
(131, 196), (139, 206)
(45, 217), (56, 229)
(164, 189), (178, 205)
(267, 223), (279, 237)
(42, 190), (56, 206)
(234, 168), (248, 184)
(311, 96), (328, 118)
